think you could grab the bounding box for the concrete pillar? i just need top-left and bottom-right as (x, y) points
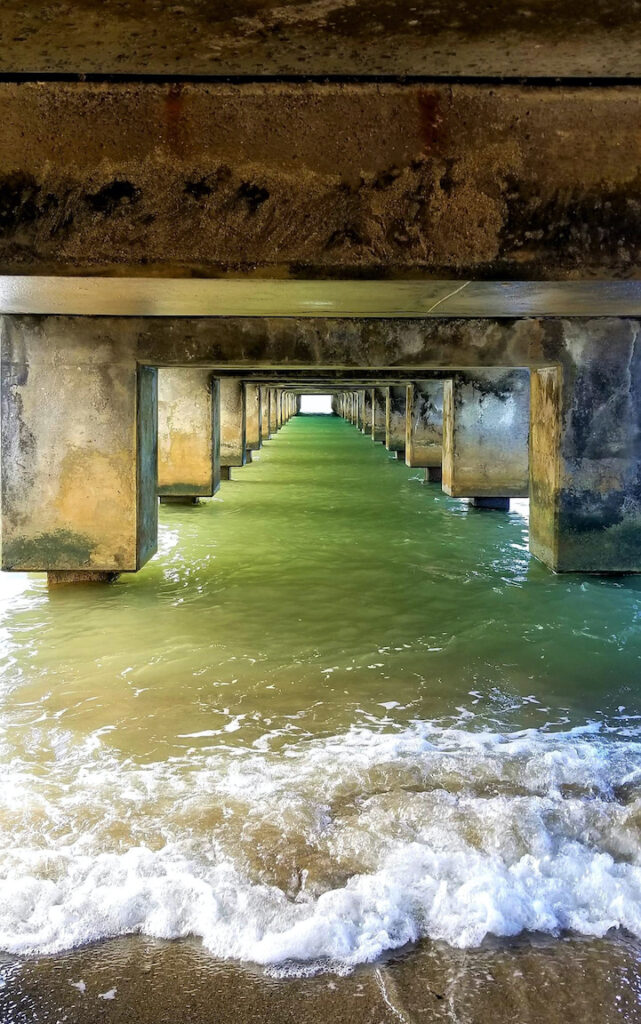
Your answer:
(1, 324), (157, 582)
(157, 369), (220, 504)
(530, 321), (641, 572)
(245, 383), (262, 452)
(220, 378), (247, 477)
(362, 389), (373, 435)
(386, 386), (406, 458)
(371, 387), (387, 442)
(442, 369), (530, 506)
(406, 381), (444, 480)
(260, 387), (271, 440)
(356, 390), (366, 431)
(269, 388), (279, 435)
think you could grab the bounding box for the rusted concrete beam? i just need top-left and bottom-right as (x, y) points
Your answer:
(2, 82), (641, 279)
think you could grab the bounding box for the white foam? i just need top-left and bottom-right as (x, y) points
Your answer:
(0, 720), (640, 971)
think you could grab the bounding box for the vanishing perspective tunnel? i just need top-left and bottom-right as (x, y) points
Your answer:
(2, 4), (641, 1021)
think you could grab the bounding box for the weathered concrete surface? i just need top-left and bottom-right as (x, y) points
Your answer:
(3, 0), (641, 77)
(530, 320), (641, 572)
(362, 389), (373, 435)
(0, 319), (157, 573)
(385, 385), (407, 454)
(260, 386), (271, 440)
(157, 369), (220, 497)
(5, 315), (641, 572)
(356, 390), (365, 431)
(220, 378), (246, 467)
(3, 83), (641, 279)
(269, 388), (279, 435)
(245, 382), (262, 451)
(371, 387), (387, 442)
(406, 381), (444, 468)
(442, 369), (530, 498)
(52, 315), (599, 371)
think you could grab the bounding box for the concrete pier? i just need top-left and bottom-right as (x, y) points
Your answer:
(269, 389), (279, 436)
(1, 326), (157, 580)
(406, 382), (444, 472)
(260, 387), (271, 440)
(530, 321), (641, 572)
(442, 370), (530, 505)
(220, 378), (247, 471)
(158, 369), (220, 502)
(386, 386), (407, 458)
(356, 390), (365, 432)
(371, 388), (387, 442)
(245, 383), (262, 453)
(362, 389), (373, 436)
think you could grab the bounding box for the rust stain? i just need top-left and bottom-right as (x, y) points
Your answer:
(416, 90), (442, 155)
(164, 83), (186, 156)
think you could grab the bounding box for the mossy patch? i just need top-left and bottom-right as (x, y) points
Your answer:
(2, 529), (94, 570)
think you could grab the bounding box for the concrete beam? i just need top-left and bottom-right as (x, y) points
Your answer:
(442, 369), (530, 500)
(158, 369), (220, 500)
(2, 83), (641, 279)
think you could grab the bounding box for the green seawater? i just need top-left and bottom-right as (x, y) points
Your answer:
(1, 414), (641, 999)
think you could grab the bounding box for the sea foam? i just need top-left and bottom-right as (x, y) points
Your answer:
(0, 720), (640, 972)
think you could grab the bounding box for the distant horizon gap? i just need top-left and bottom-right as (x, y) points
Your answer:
(299, 394), (333, 415)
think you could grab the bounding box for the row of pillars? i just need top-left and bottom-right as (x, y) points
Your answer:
(157, 378), (298, 502)
(2, 347), (639, 579)
(334, 374), (528, 511)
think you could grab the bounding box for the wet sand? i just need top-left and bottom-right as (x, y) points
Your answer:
(2, 933), (641, 1024)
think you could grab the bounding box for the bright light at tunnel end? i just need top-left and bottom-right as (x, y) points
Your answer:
(299, 395), (333, 414)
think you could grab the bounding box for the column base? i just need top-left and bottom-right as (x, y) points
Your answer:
(245, 450), (253, 464)
(159, 495), (200, 505)
(424, 466), (443, 483)
(220, 466), (232, 480)
(470, 497), (510, 510)
(47, 570), (120, 585)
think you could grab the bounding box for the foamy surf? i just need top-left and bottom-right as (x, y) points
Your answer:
(1, 719), (641, 972)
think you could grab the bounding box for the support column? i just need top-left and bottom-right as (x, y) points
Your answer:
(245, 383), (262, 453)
(1, 319), (157, 582)
(406, 381), (444, 481)
(220, 378), (247, 479)
(386, 386), (406, 459)
(442, 369), (530, 506)
(362, 389), (373, 435)
(371, 387), (387, 442)
(356, 390), (365, 431)
(269, 388), (279, 435)
(260, 387), (271, 440)
(530, 321), (641, 572)
(157, 369), (219, 503)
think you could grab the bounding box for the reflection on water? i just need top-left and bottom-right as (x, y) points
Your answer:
(0, 416), (640, 1017)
